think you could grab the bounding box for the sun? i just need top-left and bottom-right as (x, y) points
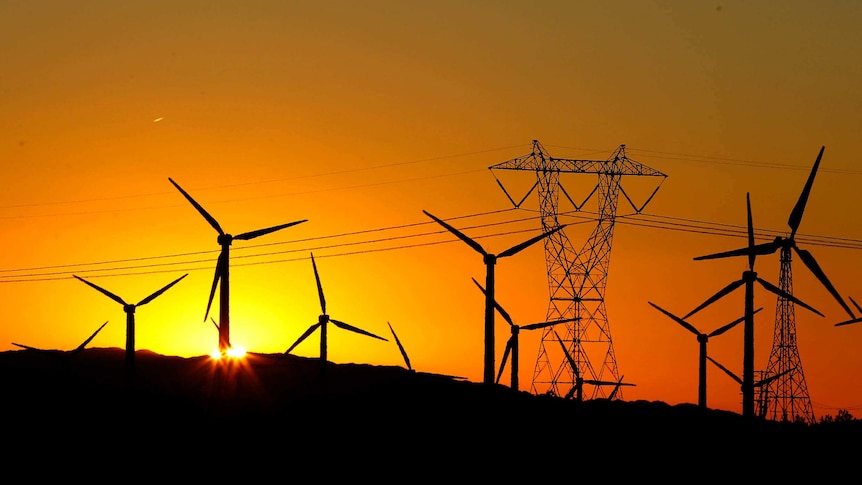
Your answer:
(209, 345), (247, 360)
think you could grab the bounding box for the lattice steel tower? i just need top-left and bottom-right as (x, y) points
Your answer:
(489, 140), (666, 399)
(759, 242), (817, 423)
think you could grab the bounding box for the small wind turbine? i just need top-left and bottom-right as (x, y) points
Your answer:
(387, 321), (412, 372)
(472, 278), (576, 391)
(707, 356), (796, 417)
(684, 193), (822, 418)
(169, 177), (308, 355)
(283, 253), (388, 388)
(13, 320), (109, 361)
(554, 330), (635, 401)
(649, 301), (762, 409)
(423, 209), (565, 385)
(73, 274), (187, 384)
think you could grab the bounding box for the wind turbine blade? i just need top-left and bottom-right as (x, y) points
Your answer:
(793, 246), (854, 318)
(12, 342), (42, 351)
(521, 318), (577, 331)
(496, 339), (513, 384)
(387, 322), (412, 371)
(284, 322), (322, 355)
(73, 275), (127, 306)
(498, 224), (567, 258)
(788, 146), (824, 239)
(72, 320), (109, 354)
(756, 367), (795, 388)
(310, 253), (326, 315)
(553, 330), (579, 379)
(168, 178), (224, 235)
(137, 274), (188, 306)
(835, 296), (862, 326)
(210, 317), (220, 331)
(683, 279), (745, 320)
(204, 251), (227, 321)
(756, 277), (824, 317)
(708, 308), (763, 338)
(608, 378), (623, 400)
(331, 319), (388, 342)
(693, 240), (780, 261)
(584, 379), (633, 387)
(423, 210), (487, 256)
(564, 386), (577, 400)
(649, 301), (700, 337)
(706, 356), (742, 385)
(234, 220), (308, 240)
(834, 317), (862, 327)
(471, 277), (513, 326)
(746, 192), (756, 270)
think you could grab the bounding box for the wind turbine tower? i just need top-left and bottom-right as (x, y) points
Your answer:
(489, 140), (666, 399)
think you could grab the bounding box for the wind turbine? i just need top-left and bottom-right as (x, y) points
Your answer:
(554, 330), (635, 401)
(283, 253), (388, 388)
(684, 193), (823, 418)
(73, 274), (187, 384)
(649, 301), (762, 409)
(707, 356), (796, 418)
(12, 320), (109, 361)
(423, 209), (565, 385)
(169, 177), (308, 355)
(472, 278), (576, 392)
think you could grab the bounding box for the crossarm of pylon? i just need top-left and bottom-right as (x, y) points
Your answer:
(559, 182), (597, 212)
(619, 177), (666, 214)
(490, 169), (538, 209)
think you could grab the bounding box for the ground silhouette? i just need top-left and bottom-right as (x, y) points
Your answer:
(0, 347), (856, 478)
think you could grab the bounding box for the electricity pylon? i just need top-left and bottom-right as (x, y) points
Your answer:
(489, 140), (666, 400)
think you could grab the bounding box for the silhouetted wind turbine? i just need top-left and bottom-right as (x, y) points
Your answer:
(12, 320), (109, 361)
(387, 321), (412, 371)
(74, 274), (187, 384)
(707, 356), (795, 418)
(649, 301), (762, 409)
(684, 193), (823, 418)
(423, 209), (565, 385)
(554, 330), (635, 401)
(696, 147), (853, 319)
(283, 253), (388, 388)
(169, 177), (308, 355)
(472, 278), (576, 391)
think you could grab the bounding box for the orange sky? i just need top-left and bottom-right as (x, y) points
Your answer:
(2, 1), (861, 418)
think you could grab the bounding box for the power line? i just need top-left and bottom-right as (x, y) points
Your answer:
(2, 207), (860, 284)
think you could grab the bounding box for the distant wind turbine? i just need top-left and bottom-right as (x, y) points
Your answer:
(472, 278), (576, 392)
(283, 253), (388, 389)
(74, 274), (187, 384)
(649, 301), (761, 409)
(554, 330), (635, 401)
(169, 177), (308, 355)
(423, 209), (565, 385)
(13, 320), (109, 361)
(707, 356), (796, 418)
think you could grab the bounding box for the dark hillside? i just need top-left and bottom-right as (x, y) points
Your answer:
(0, 348), (856, 478)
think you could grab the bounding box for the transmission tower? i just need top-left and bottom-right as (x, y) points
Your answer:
(489, 140), (666, 400)
(760, 246), (817, 424)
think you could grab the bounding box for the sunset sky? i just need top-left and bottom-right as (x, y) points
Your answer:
(2, 1), (861, 417)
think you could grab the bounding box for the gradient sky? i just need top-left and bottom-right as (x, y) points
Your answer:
(2, 1), (861, 417)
